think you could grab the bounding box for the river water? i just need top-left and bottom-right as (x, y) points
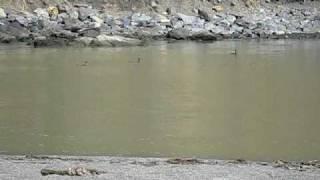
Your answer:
(0, 40), (319, 161)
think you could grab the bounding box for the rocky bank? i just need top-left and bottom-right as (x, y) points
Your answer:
(0, 1), (320, 47)
(1, 155), (320, 179)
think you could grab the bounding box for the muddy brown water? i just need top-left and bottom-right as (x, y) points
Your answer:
(0, 40), (319, 161)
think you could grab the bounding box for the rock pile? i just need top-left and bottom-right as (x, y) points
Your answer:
(0, 2), (319, 47)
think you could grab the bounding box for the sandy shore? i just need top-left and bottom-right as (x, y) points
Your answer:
(0, 155), (320, 179)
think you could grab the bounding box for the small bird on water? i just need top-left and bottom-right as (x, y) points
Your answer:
(129, 57), (141, 63)
(80, 61), (89, 66)
(230, 49), (238, 55)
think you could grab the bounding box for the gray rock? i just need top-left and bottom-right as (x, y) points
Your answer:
(192, 18), (205, 29)
(225, 15), (237, 25)
(95, 34), (142, 46)
(74, 37), (94, 46)
(78, 28), (100, 37)
(243, 29), (254, 37)
(210, 25), (225, 34)
(104, 15), (114, 26)
(236, 17), (257, 30)
(171, 18), (184, 29)
(0, 8), (6, 18)
(122, 16), (131, 28)
(176, 13), (197, 25)
(131, 13), (152, 25)
(78, 7), (97, 21)
(219, 19), (232, 27)
(57, 4), (70, 13)
(57, 13), (69, 24)
(74, 4), (90, 8)
(15, 16), (28, 27)
(198, 9), (211, 22)
(153, 14), (170, 24)
(190, 31), (218, 41)
(0, 21), (30, 41)
(138, 26), (168, 39)
(90, 16), (104, 28)
(204, 22), (215, 31)
(64, 19), (86, 32)
(33, 37), (70, 47)
(167, 28), (191, 40)
(231, 24), (244, 33)
(53, 29), (78, 39)
(68, 9), (79, 20)
(0, 32), (15, 43)
(34, 8), (49, 19)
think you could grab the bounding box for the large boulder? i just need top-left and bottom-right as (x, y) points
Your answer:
(94, 35), (142, 47)
(0, 32), (15, 43)
(167, 28), (191, 40)
(0, 21), (30, 41)
(190, 31), (218, 41)
(33, 36), (70, 47)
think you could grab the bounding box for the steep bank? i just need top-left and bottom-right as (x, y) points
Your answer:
(0, 0), (320, 47)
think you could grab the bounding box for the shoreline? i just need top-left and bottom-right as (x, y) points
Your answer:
(1, 1), (320, 48)
(1, 155), (320, 179)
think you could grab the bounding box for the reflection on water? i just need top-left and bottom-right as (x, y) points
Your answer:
(0, 40), (320, 161)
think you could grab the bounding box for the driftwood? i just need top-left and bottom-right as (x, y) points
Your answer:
(41, 167), (105, 176)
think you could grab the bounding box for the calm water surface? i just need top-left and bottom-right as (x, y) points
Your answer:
(0, 40), (320, 161)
